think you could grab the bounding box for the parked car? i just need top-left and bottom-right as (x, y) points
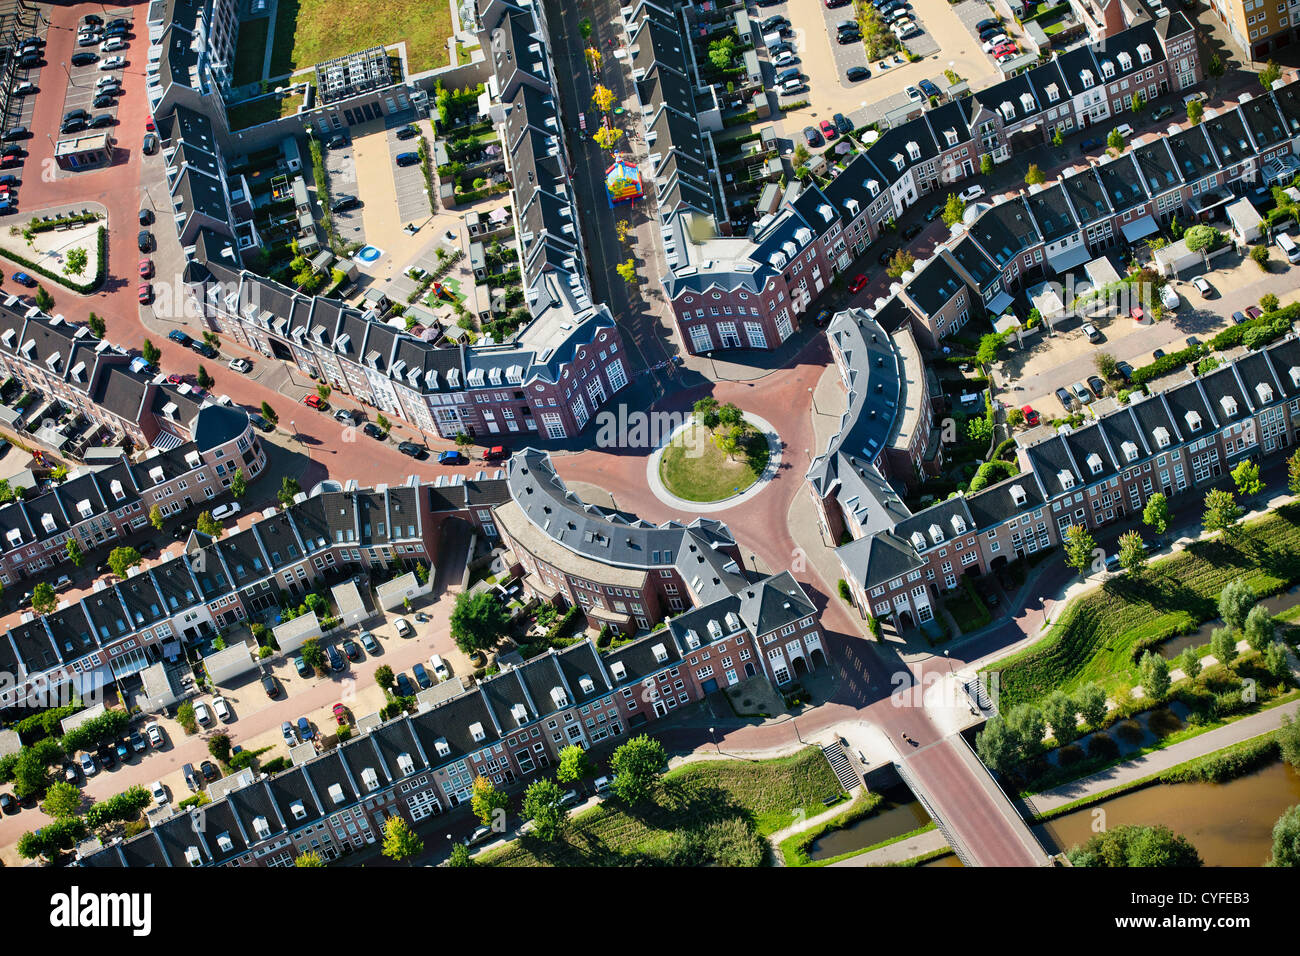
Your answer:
(1020, 405), (1039, 426)
(395, 151), (419, 166)
(11, 271), (35, 287)
(249, 413), (273, 432)
(1079, 137), (1103, 154)
(1245, 305), (1264, 320)
(1082, 323), (1102, 343)
(330, 194), (359, 213)
(1055, 386), (1074, 408)
(1071, 381), (1093, 405)
(429, 654), (449, 680)
(333, 703), (349, 726)
(362, 421), (385, 438)
(101, 55), (125, 70)
(398, 440), (425, 458)
(958, 184), (986, 202)
(802, 126), (822, 147)
(975, 17), (1000, 30)
(138, 283), (152, 304)
(846, 66), (869, 82)
(1160, 285), (1179, 310)
(819, 119), (837, 140)
(395, 617), (414, 638)
(261, 672), (279, 697)
(1087, 375), (1107, 398)
(182, 763), (199, 790)
(1191, 275), (1214, 296)
(193, 340), (218, 358)
(98, 746), (116, 770)
(302, 393), (326, 409)
(1152, 104), (1175, 121)
(150, 780), (168, 806)
(200, 760), (220, 782)
(1186, 335), (1202, 348)
(918, 78), (940, 99)
(145, 722), (164, 747)
(79, 751), (97, 776)
(193, 701), (212, 725)
(837, 29), (861, 44)
(281, 721), (296, 746)
(342, 638), (361, 662)
(1115, 360), (1134, 382)
(412, 662), (432, 689)
(847, 274), (868, 293)
(296, 716), (314, 740)
(137, 230), (153, 252)
(594, 775), (613, 794)
(905, 85), (922, 102)
(326, 644), (345, 672)
(833, 113), (853, 136)
(129, 730), (147, 752)
(438, 450), (468, 465)
(394, 672), (415, 697)
(143, 133), (158, 154)
(212, 696), (232, 721)
(1152, 348), (1166, 360)
(293, 654), (311, 678)
(982, 34), (1008, 52)
(901, 222), (923, 241)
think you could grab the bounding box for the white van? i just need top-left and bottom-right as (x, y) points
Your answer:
(781, 78), (805, 95)
(429, 654), (449, 680)
(1277, 231), (1300, 263)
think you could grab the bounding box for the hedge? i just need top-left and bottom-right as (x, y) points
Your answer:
(1128, 344), (1201, 387)
(968, 458), (1018, 493)
(1211, 302), (1300, 351)
(0, 226), (106, 295)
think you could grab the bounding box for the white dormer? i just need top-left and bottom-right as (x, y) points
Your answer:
(1137, 43), (1152, 64)
(469, 721), (486, 742)
(943, 128), (958, 147)
(928, 523), (944, 544)
(185, 846), (202, 866)
(1086, 453), (1103, 475)
(110, 479), (125, 501)
(891, 153), (905, 172)
(1011, 484), (1027, 506)
(910, 531), (927, 550)
(725, 611), (741, 632)
(550, 686), (569, 708)
(6, 528), (22, 547)
(1291, 366), (1300, 389)
(905, 141), (921, 162)
(1122, 441), (1139, 462)
(707, 618), (723, 639)
(1185, 410), (1202, 431)
(1101, 60), (1115, 79)
(328, 783), (345, 804)
(817, 203), (834, 223)
(794, 227), (812, 245)
(253, 816), (271, 840)
(290, 800), (307, 820)
(1019, 92), (1035, 114)
(1059, 469), (1076, 490)
(77, 499), (93, 519)
(610, 661), (627, 681)
(999, 101), (1015, 122)
(216, 833), (234, 852)
(434, 737), (451, 758)
(651, 642), (668, 663)
(488, 367), (502, 385)
(684, 628), (700, 648)
(1046, 82), (1060, 103)
(845, 197), (860, 216)
(1220, 395), (1238, 417)
(397, 752), (416, 776)
(511, 703), (528, 726)
(866, 179), (881, 197)
(951, 515), (967, 535)
(1117, 51), (1132, 71)
(1153, 426), (1171, 448)
(1080, 69), (1095, 89)
(1254, 382), (1273, 404)
(149, 465), (165, 484)
(361, 767), (380, 791)
(41, 513), (56, 534)
(579, 675), (595, 695)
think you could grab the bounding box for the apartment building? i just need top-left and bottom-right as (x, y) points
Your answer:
(1207, 0), (1300, 60)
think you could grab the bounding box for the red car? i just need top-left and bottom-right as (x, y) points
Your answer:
(139, 258), (152, 278)
(145, 118), (155, 132)
(332, 703), (348, 726)
(483, 445), (508, 461)
(303, 394), (325, 409)
(819, 119), (837, 140)
(1020, 405), (1039, 426)
(166, 374), (183, 385)
(848, 274), (868, 293)
(138, 283), (152, 304)
(993, 44), (1018, 58)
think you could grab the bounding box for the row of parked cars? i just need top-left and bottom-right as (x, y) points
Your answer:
(975, 17), (1020, 64)
(72, 721), (166, 780)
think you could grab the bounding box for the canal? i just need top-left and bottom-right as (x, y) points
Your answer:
(807, 785), (930, 862)
(1158, 589), (1298, 660)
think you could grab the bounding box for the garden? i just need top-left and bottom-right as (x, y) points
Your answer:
(657, 399), (770, 503)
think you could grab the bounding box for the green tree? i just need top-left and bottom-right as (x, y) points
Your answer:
(1279, 714), (1300, 769)
(1177, 646), (1202, 682)
(1261, 292), (1280, 313)
(260, 401), (279, 424)
(1006, 704), (1046, 759)
(1231, 459), (1262, 497)
(196, 510), (222, 537)
(885, 249), (915, 279)
(450, 590), (508, 654)
(447, 841), (475, 866)
(1052, 126), (1064, 147)
(316, 383), (331, 402)
(196, 364), (213, 389)
(1024, 163), (1045, 185)
(1208, 53), (1224, 80)
(35, 285), (54, 312)
(1068, 824), (1201, 867)
(1129, 92), (1144, 113)
(610, 734), (667, 803)
(556, 743), (596, 784)
(1094, 351), (1117, 379)
(31, 581), (57, 615)
(941, 193), (966, 227)
(1184, 223), (1221, 253)
(375, 665), (395, 693)
(1142, 492), (1170, 536)
(64, 537), (84, 567)
(1117, 530), (1146, 575)
(976, 716), (1020, 774)
(12, 738), (65, 798)
(1043, 690), (1080, 745)
(1265, 640), (1290, 680)
(1062, 524), (1097, 576)
(1251, 244), (1271, 270)
(64, 247), (88, 277)
(41, 780), (82, 818)
(522, 777), (566, 842)
(301, 639), (327, 675)
(277, 476), (302, 507)
(1288, 450), (1300, 496)
(376, 413), (391, 433)
(1210, 626), (1238, 667)
(295, 850), (326, 867)
(142, 339), (161, 366)
(1138, 650), (1171, 701)
(149, 504), (165, 531)
(1244, 604), (1275, 652)
(176, 701), (198, 735)
(1074, 683), (1108, 730)
(107, 546), (142, 578)
(1187, 99), (1204, 125)
(87, 313), (106, 338)
(616, 258), (638, 286)
(1106, 127), (1124, 151)
(1202, 488), (1242, 536)
(229, 468), (247, 499)
(16, 817), (87, 862)
(1218, 577), (1256, 631)
(707, 35), (736, 71)
(381, 815), (424, 865)
(1260, 60), (1282, 89)
(470, 775), (509, 828)
(208, 732), (232, 764)
(1269, 805), (1300, 867)
(980, 154), (993, 175)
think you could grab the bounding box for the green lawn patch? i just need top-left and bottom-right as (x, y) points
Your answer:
(988, 503), (1300, 710)
(232, 16), (269, 87)
(479, 748), (845, 867)
(658, 423), (764, 502)
(268, 0), (451, 79)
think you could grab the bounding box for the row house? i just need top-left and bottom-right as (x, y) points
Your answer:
(830, 333), (1300, 630)
(80, 596), (824, 868)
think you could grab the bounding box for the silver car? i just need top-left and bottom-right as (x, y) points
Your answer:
(1071, 381), (1093, 405)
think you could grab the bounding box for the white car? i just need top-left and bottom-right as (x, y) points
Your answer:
(429, 654), (449, 680)
(905, 86), (922, 102)
(228, 356), (252, 373)
(211, 501), (240, 521)
(79, 751), (98, 777)
(95, 75), (119, 89)
(1159, 285), (1179, 310)
(774, 51), (796, 67)
(1115, 123), (1134, 140)
(145, 722), (164, 747)
(14, 81), (36, 94)
(193, 701), (212, 725)
(101, 37), (126, 53)
(1071, 381), (1094, 405)
(982, 34), (1008, 52)
(958, 184), (986, 202)
(212, 695), (232, 722)
(1191, 275), (1214, 296)
(395, 618), (414, 638)
(100, 55), (125, 70)
(149, 780), (168, 806)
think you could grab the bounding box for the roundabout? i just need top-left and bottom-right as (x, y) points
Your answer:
(646, 412), (781, 513)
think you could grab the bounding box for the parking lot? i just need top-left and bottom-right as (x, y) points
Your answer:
(61, 9), (136, 133)
(386, 123), (432, 225)
(323, 133), (368, 246)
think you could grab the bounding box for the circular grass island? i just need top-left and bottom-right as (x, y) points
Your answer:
(657, 422), (769, 503)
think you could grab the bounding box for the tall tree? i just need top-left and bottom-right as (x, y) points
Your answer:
(31, 581), (57, 615)
(1260, 60), (1282, 89)
(229, 468), (247, 499)
(522, 778), (566, 842)
(142, 339), (161, 365)
(556, 744), (596, 784)
(40, 781), (82, 818)
(1062, 524), (1097, 576)
(1268, 805), (1300, 867)
(295, 850), (326, 867)
(1279, 714), (1300, 769)
(610, 734), (667, 803)
(450, 591), (507, 654)
(1069, 824), (1201, 867)
(1177, 646), (1202, 682)
(941, 193), (966, 227)
(1142, 492), (1170, 536)
(1117, 530), (1146, 575)
(260, 401), (279, 424)
(470, 775), (509, 829)
(1231, 459), (1262, 497)
(1043, 690), (1080, 745)
(1074, 684), (1108, 730)
(196, 510), (223, 538)
(380, 815), (424, 865)
(64, 538), (84, 567)
(278, 476), (302, 506)
(975, 716), (1020, 775)
(1024, 163), (1045, 185)
(1244, 604), (1275, 652)
(1210, 626), (1238, 667)
(1138, 650), (1171, 701)
(1218, 577), (1256, 631)
(1201, 488), (1242, 536)
(107, 546), (142, 579)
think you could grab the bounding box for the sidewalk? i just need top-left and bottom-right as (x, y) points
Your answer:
(830, 827), (949, 867)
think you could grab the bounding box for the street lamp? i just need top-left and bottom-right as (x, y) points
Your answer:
(808, 386), (821, 416)
(708, 726), (719, 754)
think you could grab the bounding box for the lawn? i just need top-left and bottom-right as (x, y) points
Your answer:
(232, 16), (269, 87)
(268, 0), (451, 79)
(658, 423), (764, 502)
(989, 503), (1300, 710)
(478, 748), (845, 866)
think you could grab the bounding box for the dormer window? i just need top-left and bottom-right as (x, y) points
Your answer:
(435, 737), (451, 758)
(185, 846), (202, 866)
(1118, 52), (1132, 71)
(511, 703), (528, 726)
(905, 141), (921, 162)
(469, 721), (486, 742)
(1185, 410), (1202, 431)
(951, 515), (967, 535)
(328, 783), (345, 804)
(707, 618), (723, 639)
(253, 816), (271, 839)
(928, 523), (945, 544)
(216, 833), (234, 852)
(651, 643), (668, 663)
(1257, 382), (1275, 404)
(1220, 395), (1238, 417)
(891, 153), (905, 172)
(290, 800), (307, 820)
(999, 101), (1015, 122)
(1153, 426), (1171, 448)
(866, 179), (880, 197)
(1019, 92), (1035, 114)
(1101, 60), (1115, 79)
(110, 479), (124, 500)
(1046, 83), (1060, 103)
(1122, 441), (1139, 463)
(684, 628), (700, 648)
(1087, 453), (1103, 475)
(398, 753), (416, 776)
(944, 128), (958, 146)
(1137, 43), (1152, 64)
(610, 661), (627, 681)
(1010, 484), (1027, 506)
(579, 676), (595, 694)
(550, 686), (569, 708)
(77, 499), (93, 519)
(1059, 469), (1076, 490)
(1080, 69), (1095, 89)
(362, 767), (380, 791)
(725, 611), (741, 632)
(910, 531), (927, 550)
(41, 513), (56, 533)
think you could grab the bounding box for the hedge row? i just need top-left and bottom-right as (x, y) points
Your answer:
(0, 226), (106, 295)
(1211, 301), (1300, 351)
(1128, 343), (1201, 387)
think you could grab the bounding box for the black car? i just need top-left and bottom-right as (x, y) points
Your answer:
(1115, 360), (1134, 382)
(326, 645), (345, 672)
(249, 413), (274, 432)
(394, 672), (415, 697)
(63, 109), (90, 124)
(362, 422), (385, 439)
(901, 222), (923, 241)
(98, 746), (116, 770)
(1152, 348), (1166, 360)
(846, 66), (869, 82)
(1186, 335), (1201, 349)
(342, 638), (361, 662)
(192, 341), (218, 359)
(1079, 136), (1103, 154)
(138, 230), (152, 252)
(760, 14), (788, 30)
(261, 672), (279, 698)
(975, 17), (999, 31)
(833, 112), (853, 136)
(0, 792), (15, 814)
(925, 203), (944, 222)
(200, 760), (220, 782)
(877, 247), (898, 266)
(61, 119), (89, 135)
(395, 123), (419, 140)
(82, 14), (104, 26)
(330, 194), (359, 213)
(89, 114), (114, 129)
(138, 208), (152, 225)
(92, 94), (115, 109)
(72, 51), (99, 66)
(1087, 375), (1107, 398)
(918, 78), (940, 98)
(837, 29), (861, 44)
(143, 133), (158, 154)
(1, 144), (24, 158)
(802, 126), (822, 147)
(326, 134), (348, 149)
(397, 441), (424, 458)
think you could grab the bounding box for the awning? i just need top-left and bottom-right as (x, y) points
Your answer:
(1121, 215), (1158, 242)
(986, 291), (1014, 315)
(151, 430), (183, 451)
(1047, 244), (1091, 274)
